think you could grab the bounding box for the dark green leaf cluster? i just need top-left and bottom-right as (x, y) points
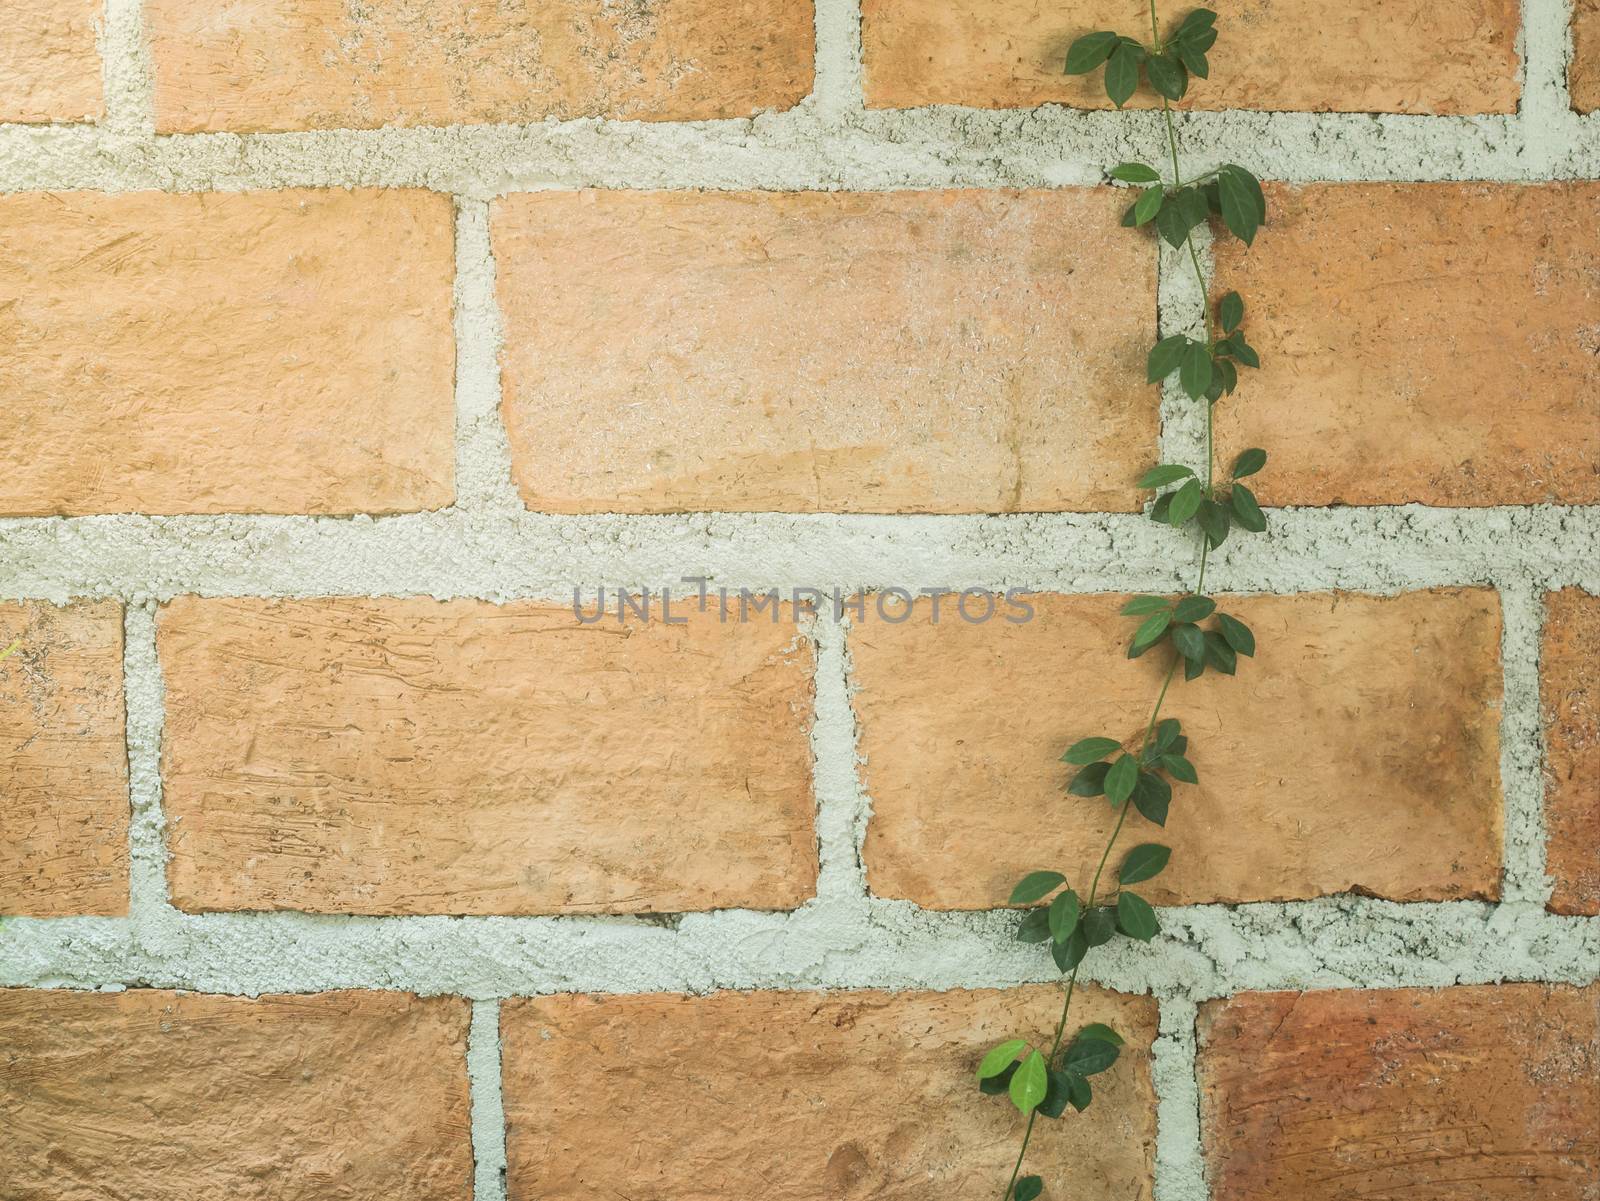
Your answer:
(977, 1020), (1128, 1122)
(1117, 167), (1266, 251)
(1119, 593), (1256, 680)
(1064, 10), (1215, 107)
(1145, 292), (1262, 407)
(1063, 716), (1192, 825)
(1137, 446), (1269, 547)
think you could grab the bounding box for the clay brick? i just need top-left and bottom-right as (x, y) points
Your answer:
(494, 189), (1155, 514)
(1574, 0), (1600, 112)
(502, 986), (1157, 1199)
(855, 589), (1502, 908)
(1543, 589), (1600, 915)
(0, 190), (454, 516)
(1197, 984), (1600, 1201)
(147, 0), (814, 132)
(0, 988), (472, 1201)
(862, 0), (1519, 114)
(158, 596), (817, 914)
(0, 1), (101, 124)
(0, 602), (127, 916)
(1212, 183), (1600, 507)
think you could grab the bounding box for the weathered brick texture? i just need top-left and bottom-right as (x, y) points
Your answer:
(0, 602), (128, 916)
(1213, 183), (1600, 507)
(0, 0), (101, 123)
(1543, 589), (1600, 915)
(1574, 0), (1600, 111)
(0, 190), (455, 516)
(862, 0), (1520, 113)
(146, 0), (815, 132)
(501, 987), (1157, 1199)
(494, 188), (1154, 514)
(0, 989), (472, 1201)
(855, 589), (1503, 908)
(1197, 984), (1600, 1201)
(157, 596), (817, 914)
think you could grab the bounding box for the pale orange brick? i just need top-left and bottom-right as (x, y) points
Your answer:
(863, 0), (1519, 114)
(1574, 0), (1600, 112)
(502, 986), (1156, 1199)
(0, 1), (101, 124)
(0, 602), (127, 916)
(0, 190), (454, 516)
(1213, 183), (1600, 507)
(0, 989), (472, 1201)
(493, 189), (1155, 514)
(855, 589), (1503, 908)
(1543, 589), (1600, 915)
(1197, 984), (1600, 1201)
(158, 596), (817, 914)
(147, 0), (814, 132)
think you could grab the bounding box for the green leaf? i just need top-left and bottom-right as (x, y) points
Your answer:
(1104, 43), (1141, 107)
(1063, 1035), (1120, 1075)
(1048, 889), (1081, 943)
(977, 1038), (1027, 1080)
(1010, 1050), (1049, 1113)
(1174, 8), (1218, 38)
(1232, 447), (1266, 478)
(1116, 891), (1160, 941)
(1104, 753), (1139, 805)
(1064, 1071), (1092, 1111)
(1145, 52), (1186, 100)
(1174, 40), (1209, 78)
(1132, 610), (1172, 649)
(1168, 477), (1203, 526)
(1183, 653), (1206, 682)
(1219, 291), (1244, 333)
(1170, 622), (1205, 662)
(979, 1060), (1017, 1095)
(1063, 736), (1121, 765)
(1016, 909), (1052, 943)
(1228, 332), (1261, 369)
(1010, 870), (1066, 904)
(1218, 612), (1255, 657)
(1204, 630), (1237, 675)
(1175, 186), (1209, 231)
(1014, 1176), (1043, 1201)
(1133, 771), (1171, 825)
(1068, 761), (1111, 797)
(1121, 594), (1170, 616)
(1146, 335), (1189, 383)
(1037, 1070), (1072, 1118)
(1052, 928), (1090, 972)
(1161, 752), (1198, 783)
(1154, 200), (1189, 249)
(1119, 843), (1172, 884)
(1215, 358), (1238, 396)
(1172, 594), (1216, 623)
(1217, 166), (1260, 246)
(1082, 907), (1117, 947)
(1075, 1022), (1124, 1046)
(1178, 341), (1213, 400)
(1154, 717), (1181, 750)
(1148, 492), (1173, 524)
(1064, 30), (1119, 73)
(1110, 161), (1162, 184)
(1133, 184), (1165, 226)
(1137, 463), (1193, 489)
(1231, 483), (1267, 532)
(1196, 497), (1231, 549)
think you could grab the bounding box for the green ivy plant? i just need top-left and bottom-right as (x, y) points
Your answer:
(976, 9), (1271, 1200)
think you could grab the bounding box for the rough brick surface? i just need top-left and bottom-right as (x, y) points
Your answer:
(494, 189), (1155, 514)
(855, 589), (1502, 908)
(147, 0), (814, 132)
(1543, 589), (1600, 915)
(1197, 984), (1600, 1201)
(0, 602), (128, 917)
(1213, 183), (1600, 507)
(0, 0), (101, 123)
(1574, 0), (1600, 112)
(0, 989), (472, 1201)
(862, 0), (1520, 114)
(0, 190), (455, 516)
(502, 986), (1157, 1199)
(158, 597), (817, 914)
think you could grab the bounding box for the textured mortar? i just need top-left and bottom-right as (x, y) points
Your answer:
(2, 1), (1598, 1199)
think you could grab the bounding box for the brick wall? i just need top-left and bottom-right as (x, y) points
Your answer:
(0, 2), (1596, 1199)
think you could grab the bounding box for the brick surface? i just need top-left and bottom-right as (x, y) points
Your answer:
(862, 0), (1520, 114)
(0, 602), (128, 916)
(1197, 984), (1600, 1201)
(502, 986), (1157, 1199)
(147, 0), (814, 132)
(1575, 0), (1600, 112)
(0, 0), (101, 123)
(1213, 183), (1600, 507)
(0, 989), (472, 1201)
(1543, 589), (1600, 915)
(0, 190), (454, 516)
(158, 596), (817, 914)
(494, 188), (1155, 514)
(855, 589), (1503, 908)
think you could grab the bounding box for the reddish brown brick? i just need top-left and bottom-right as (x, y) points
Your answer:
(0, 602), (127, 916)
(158, 596), (817, 914)
(0, 989), (472, 1201)
(0, 1), (101, 123)
(1198, 984), (1600, 1201)
(854, 589), (1503, 908)
(1543, 589), (1600, 915)
(1574, 0), (1600, 112)
(494, 188), (1156, 514)
(1213, 183), (1600, 507)
(502, 986), (1157, 1199)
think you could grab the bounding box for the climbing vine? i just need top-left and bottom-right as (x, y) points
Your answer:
(974, 9), (1271, 1200)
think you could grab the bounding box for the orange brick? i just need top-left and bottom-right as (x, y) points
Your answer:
(0, 989), (472, 1201)
(1213, 183), (1600, 507)
(854, 589), (1503, 908)
(0, 190), (454, 516)
(1543, 589), (1600, 915)
(147, 0), (814, 132)
(862, 0), (1519, 114)
(1198, 984), (1600, 1201)
(502, 986), (1156, 1199)
(158, 596), (817, 914)
(493, 189), (1155, 514)
(1575, 0), (1600, 112)
(0, 602), (127, 917)
(0, 1), (101, 123)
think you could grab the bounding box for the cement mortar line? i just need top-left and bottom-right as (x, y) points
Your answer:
(1151, 998), (1207, 1201)
(808, 616), (874, 905)
(1154, 228), (1211, 475)
(467, 999), (509, 1201)
(1521, 0), (1581, 173)
(451, 197), (523, 514)
(121, 603), (172, 931)
(1497, 582), (1554, 905)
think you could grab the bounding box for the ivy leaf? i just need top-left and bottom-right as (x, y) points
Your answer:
(1063, 736), (1121, 764)
(1178, 341), (1213, 400)
(1161, 752), (1198, 783)
(1148, 492), (1174, 524)
(1037, 1070), (1072, 1119)
(1215, 358), (1238, 396)
(1010, 871), (1066, 904)
(1232, 447), (1266, 478)
(1082, 906), (1117, 947)
(1145, 52), (1187, 100)
(1064, 1071), (1092, 1111)
(1016, 909), (1052, 943)
(1184, 654), (1206, 682)
(1116, 892), (1160, 941)
(1104, 43), (1142, 107)
(1154, 200), (1190, 249)
(1063, 1035), (1120, 1075)
(1146, 334), (1189, 383)
(1134, 185), (1165, 226)
(1219, 291), (1244, 333)
(1063, 30), (1119, 73)
(1111, 161), (1162, 184)
(1133, 771), (1172, 825)
(1104, 753), (1139, 805)
(1068, 761), (1111, 797)
(1204, 630), (1237, 676)
(1137, 463), (1193, 488)
(1231, 483), (1267, 532)
(1122, 594), (1170, 615)
(1174, 8), (1218, 39)
(979, 1060), (1017, 1095)
(1172, 595), (1216, 623)
(1119, 843), (1172, 884)
(1014, 1175), (1044, 1201)
(1168, 477), (1203, 526)
(1228, 332), (1261, 369)
(1076, 1022), (1124, 1046)
(1048, 889), (1081, 943)
(977, 1038), (1028, 1080)
(1052, 927), (1089, 972)
(1218, 613), (1256, 657)
(1133, 610), (1172, 649)
(1170, 622), (1205, 662)
(1174, 39), (1209, 78)
(1010, 1050), (1049, 1114)
(1196, 498), (1231, 548)
(1175, 186), (1209, 231)
(1154, 718), (1182, 750)
(1217, 165), (1261, 245)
